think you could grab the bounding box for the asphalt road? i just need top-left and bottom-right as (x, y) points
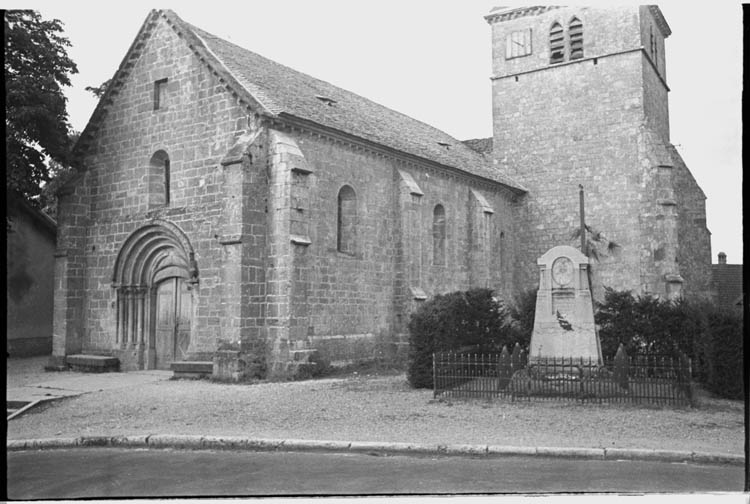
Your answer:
(7, 448), (745, 498)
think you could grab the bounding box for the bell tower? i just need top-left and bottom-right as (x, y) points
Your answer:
(486, 6), (708, 300)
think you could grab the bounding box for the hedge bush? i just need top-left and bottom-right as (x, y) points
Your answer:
(596, 288), (744, 400)
(704, 309), (744, 400)
(407, 289), (510, 388)
(507, 288), (537, 351)
(595, 288), (700, 359)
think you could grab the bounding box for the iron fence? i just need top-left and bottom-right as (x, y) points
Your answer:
(433, 350), (693, 406)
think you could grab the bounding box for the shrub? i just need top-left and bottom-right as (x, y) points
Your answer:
(507, 288), (536, 352)
(595, 288), (697, 360)
(704, 309), (744, 400)
(595, 288), (744, 400)
(407, 288), (509, 388)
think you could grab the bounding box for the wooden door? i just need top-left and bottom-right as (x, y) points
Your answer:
(175, 280), (191, 361)
(154, 277), (191, 370)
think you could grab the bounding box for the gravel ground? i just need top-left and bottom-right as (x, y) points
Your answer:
(7, 357), (744, 455)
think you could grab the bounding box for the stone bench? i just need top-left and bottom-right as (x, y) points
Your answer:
(170, 361), (213, 379)
(66, 354), (120, 373)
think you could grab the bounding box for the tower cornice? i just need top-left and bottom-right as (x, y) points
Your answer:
(485, 5), (562, 24)
(647, 5), (672, 38)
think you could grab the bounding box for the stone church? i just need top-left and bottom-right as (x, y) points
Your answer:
(50, 6), (711, 378)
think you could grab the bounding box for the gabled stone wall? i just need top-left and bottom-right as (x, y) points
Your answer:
(53, 15), (261, 370)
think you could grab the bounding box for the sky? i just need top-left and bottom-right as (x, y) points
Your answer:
(9, 1), (743, 263)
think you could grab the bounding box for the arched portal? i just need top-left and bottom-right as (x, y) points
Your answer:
(112, 220), (198, 370)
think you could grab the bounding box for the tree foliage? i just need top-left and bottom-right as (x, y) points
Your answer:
(570, 223), (620, 262)
(506, 288), (536, 350)
(85, 78), (111, 98)
(5, 10), (78, 201)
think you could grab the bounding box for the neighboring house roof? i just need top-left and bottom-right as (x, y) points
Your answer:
(462, 137), (494, 156)
(6, 192), (57, 238)
(711, 263), (744, 310)
(76, 9), (526, 194)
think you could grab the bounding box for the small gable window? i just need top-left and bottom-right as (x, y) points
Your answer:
(432, 204), (446, 266)
(549, 22), (565, 64)
(154, 78), (168, 110)
(149, 150), (170, 208)
(337, 185), (357, 254)
(569, 17), (584, 60)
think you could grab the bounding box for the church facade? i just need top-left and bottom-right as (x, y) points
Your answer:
(50, 6), (711, 378)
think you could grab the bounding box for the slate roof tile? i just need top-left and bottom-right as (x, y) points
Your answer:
(711, 264), (744, 309)
(177, 14), (524, 192)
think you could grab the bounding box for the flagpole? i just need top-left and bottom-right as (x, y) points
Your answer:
(579, 185), (585, 253)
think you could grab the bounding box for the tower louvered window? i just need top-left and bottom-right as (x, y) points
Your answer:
(549, 22), (564, 64)
(650, 26), (658, 65)
(569, 17), (583, 60)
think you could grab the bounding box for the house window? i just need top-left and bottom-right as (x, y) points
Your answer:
(505, 29), (532, 59)
(569, 17), (584, 60)
(154, 78), (168, 110)
(149, 150), (170, 208)
(337, 185), (357, 254)
(432, 204), (446, 266)
(549, 22), (565, 64)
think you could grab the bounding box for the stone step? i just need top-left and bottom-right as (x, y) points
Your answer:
(171, 361), (213, 379)
(66, 354), (120, 373)
(7, 400), (33, 420)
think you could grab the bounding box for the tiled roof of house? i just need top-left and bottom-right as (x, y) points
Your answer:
(7, 192), (57, 237)
(711, 263), (744, 310)
(462, 137), (494, 156)
(165, 12), (524, 192)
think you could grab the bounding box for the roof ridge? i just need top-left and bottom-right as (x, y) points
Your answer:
(160, 10), (278, 116)
(183, 23), (279, 114)
(173, 16), (526, 191)
(184, 22), (472, 148)
(7, 191), (57, 233)
(73, 9), (526, 192)
(73, 9), (162, 160)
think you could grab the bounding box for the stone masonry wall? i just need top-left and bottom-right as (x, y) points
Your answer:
(289, 133), (398, 363)
(494, 50), (647, 299)
(670, 146), (713, 300)
(275, 130), (517, 364)
(75, 16), (258, 368)
(490, 6), (642, 78)
(489, 5), (694, 300)
(50, 172), (90, 367)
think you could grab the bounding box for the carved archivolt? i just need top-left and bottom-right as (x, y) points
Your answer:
(112, 219), (197, 288)
(111, 220), (197, 350)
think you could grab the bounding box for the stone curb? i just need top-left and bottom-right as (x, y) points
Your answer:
(6, 436), (744, 466)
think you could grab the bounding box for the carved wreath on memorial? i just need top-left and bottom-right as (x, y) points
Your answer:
(551, 256), (574, 286)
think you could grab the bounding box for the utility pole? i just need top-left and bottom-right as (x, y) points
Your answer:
(579, 185), (586, 254)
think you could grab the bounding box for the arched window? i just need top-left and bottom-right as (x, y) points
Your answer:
(569, 17), (584, 60)
(432, 204), (446, 266)
(549, 22), (564, 64)
(149, 150), (170, 208)
(337, 185), (357, 254)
